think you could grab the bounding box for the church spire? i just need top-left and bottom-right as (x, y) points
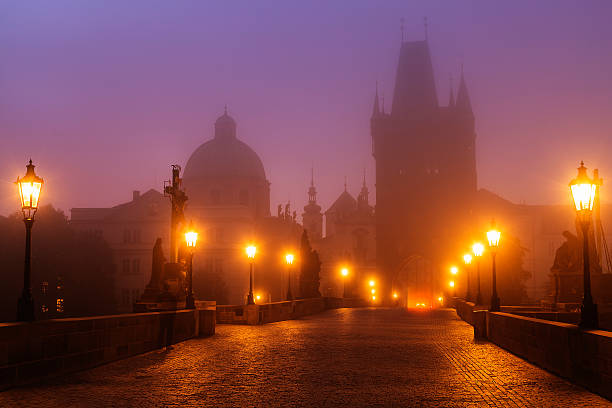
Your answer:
(456, 65), (473, 116)
(308, 167), (317, 204)
(358, 168), (369, 208)
(371, 82), (380, 118)
(448, 74), (455, 107)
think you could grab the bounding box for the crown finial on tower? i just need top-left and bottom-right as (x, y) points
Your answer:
(400, 17), (405, 43)
(344, 176), (347, 192)
(424, 16), (428, 41)
(224, 105), (228, 115)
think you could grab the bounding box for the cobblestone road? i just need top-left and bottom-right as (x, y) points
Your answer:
(1, 308), (610, 407)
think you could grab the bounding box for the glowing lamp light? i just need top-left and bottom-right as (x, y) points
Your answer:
(256, 294), (261, 301)
(341, 267), (349, 277)
(487, 224), (501, 250)
(569, 161), (597, 214)
(463, 254), (472, 265)
(449, 281), (455, 288)
(184, 222), (198, 249)
(393, 292), (398, 299)
(472, 242), (484, 257)
(371, 289), (376, 294)
(369, 280), (375, 287)
(438, 296), (443, 303)
(246, 245), (257, 259)
(372, 295), (376, 301)
(450, 266), (458, 275)
(16, 160), (44, 220)
(285, 253), (294, 265)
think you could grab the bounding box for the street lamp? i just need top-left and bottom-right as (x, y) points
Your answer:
(285, 253), (294, 301)
(463, 254), (472, 301)
(246, 245), (257, 305)
(450, 266), (458, 275)
(487, 221), (501, 312)
(16, 159), (44, 322)
(449, 280), (455, 297)
(340, 267), (349, 298)
(570, 161), (599, 328)
(369, 280), (375, 287)
(184, 221), (198, 309)
(472, 242), (484, 305)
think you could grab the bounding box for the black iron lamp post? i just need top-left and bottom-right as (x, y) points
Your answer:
(569, 161), (599, 329)
(472, 242), (484, 305)
(184, 221), (198, 309)
(285, 253), (294, 301)
(487, 221), (501, 312)
(340, 267), (349, 298)
(246, 245), (256, 305)
(16, 159), (44, 322)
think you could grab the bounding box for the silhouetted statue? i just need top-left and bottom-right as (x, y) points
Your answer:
(551, 231), (580, 273)
(277, 204), (282, 218)
(284, 202), (290, 220)
(299, 230), (321, 298)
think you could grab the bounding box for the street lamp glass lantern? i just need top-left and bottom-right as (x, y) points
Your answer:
(341, 267), (349, 277)
(569, 161), (597, 214)
(450, 266), (458, 275)
(246, 245), (257, 259)
(463, 254), (472, 265)
(487, 222), (501, 249)
(16, 160), (43, 220)
(285, 253), (294, 265)
(185, 222), (198, 249)
(472, 242), (484, 257)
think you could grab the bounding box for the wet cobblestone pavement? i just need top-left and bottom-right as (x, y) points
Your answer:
(1, 308), (610, 407)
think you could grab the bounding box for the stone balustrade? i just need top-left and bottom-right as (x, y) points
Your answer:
(0, 302), (215, 390)
(453, 298), (612, 400)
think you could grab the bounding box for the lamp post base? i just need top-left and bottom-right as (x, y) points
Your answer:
(489, 295), (500, 312)
(579, 301), (598, 329)
(17, 295), (35, 322)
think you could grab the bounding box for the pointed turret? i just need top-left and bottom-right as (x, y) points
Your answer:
(456, 68), (473, 116)
(391, 40), (438, 116)
(372, 83), (381, 118)
(308, 167), (317, 204)
(358, 169), (369, 208)
(303, 168), (323, 240)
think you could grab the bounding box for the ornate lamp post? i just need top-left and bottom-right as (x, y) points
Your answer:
(340, 267), (349, 298)
(246, 245), (257, 305)
(472, 242), (484, 305)
(487, 221), (501, 312)
(449, 280), (455, 298)
(450, 266), (458, 297)
(569, 161), (599, 328)
(16, 160), (44, 322)
(184, 221), (198, 309)
(463, 254), (473, 301)
(285, 253), (294, 301)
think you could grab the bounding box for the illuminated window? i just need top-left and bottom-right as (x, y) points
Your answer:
(56, 298), (64, 313)
(41, 304), (48, 313)
(56, 276), (63, 291)
(41, 281), (48, 295)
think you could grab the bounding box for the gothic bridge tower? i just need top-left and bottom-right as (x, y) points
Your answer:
(371, 38), (477, 301)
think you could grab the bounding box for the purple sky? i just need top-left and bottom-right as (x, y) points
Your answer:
(2, 1), (612, 217)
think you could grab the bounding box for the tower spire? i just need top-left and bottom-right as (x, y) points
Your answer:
(358, 168), (369, 207)
(372, 81), (381, 118)
(424, 16), (428, 41)
(456, 65), (473, 116)
(400, 17), (405, 43)
(344, 176), (347, 192)
(307, 168), (317, 204)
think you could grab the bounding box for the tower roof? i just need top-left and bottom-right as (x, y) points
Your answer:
(326, 191), (357, 214)
(456, 70), (473, 115)
(391, 40), (438, 116)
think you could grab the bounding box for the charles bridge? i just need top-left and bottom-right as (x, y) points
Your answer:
(0, 297), (611, 407)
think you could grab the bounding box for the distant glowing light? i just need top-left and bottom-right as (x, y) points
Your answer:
(246, 245), (257, 259)
(450, 266), (458, 275)
(371, 289), (376, 294)
(393, 292), (398, 299)
(341, 267), (349, 277)
(463, 254), (472, 265)
(285, 253), (294, 265)
(372, 295), (376, 301)
(256, 295), (261, 301)
(438, 296), (443, 303)
(472, 242), (484, 257)
(369, 280), (375, 287)
(449, 281), (455, 288)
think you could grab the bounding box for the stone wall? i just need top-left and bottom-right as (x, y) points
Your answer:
(453, 298), (612, 400)
(0, 305), (215, 390)
(217, 297), (365, 325)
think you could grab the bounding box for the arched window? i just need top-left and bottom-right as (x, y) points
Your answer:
(239, 189), (249, 205)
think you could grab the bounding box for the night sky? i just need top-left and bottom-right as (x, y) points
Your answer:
(2, 1), (612, 217)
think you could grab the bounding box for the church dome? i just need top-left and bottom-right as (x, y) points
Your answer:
(183, 111), (266, 182)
